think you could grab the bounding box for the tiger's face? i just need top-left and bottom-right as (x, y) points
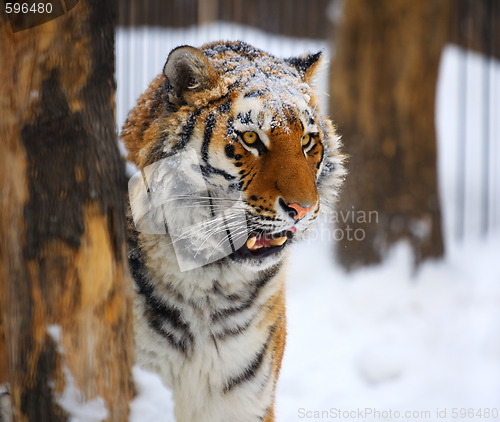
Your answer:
(210, 81), (324, 261)
(123, 41), (344, 268)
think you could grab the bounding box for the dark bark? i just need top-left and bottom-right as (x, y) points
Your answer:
(0, 1), (135, 420)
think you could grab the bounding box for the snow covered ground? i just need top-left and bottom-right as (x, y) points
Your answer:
(277, 225), (500, 421)
(117, 24), (500, 422)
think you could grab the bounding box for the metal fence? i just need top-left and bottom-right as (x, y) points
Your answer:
(437, 46), (500, 245)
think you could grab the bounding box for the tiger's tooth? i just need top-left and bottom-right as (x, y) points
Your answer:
(269, 236), (287, 246)
(246, 236), (257, 249)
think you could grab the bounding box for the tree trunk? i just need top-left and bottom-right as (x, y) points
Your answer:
(330, 0), (450, 270)
(0, 1), (135, 420)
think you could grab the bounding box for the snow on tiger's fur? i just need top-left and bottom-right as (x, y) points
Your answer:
(121, 41), (345, 422)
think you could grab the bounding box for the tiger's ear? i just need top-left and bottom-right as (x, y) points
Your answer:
(163, 46), (218, 99)
(285, 51), (323, 83)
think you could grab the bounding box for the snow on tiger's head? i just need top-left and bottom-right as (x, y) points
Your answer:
(123, 41), (345, 268)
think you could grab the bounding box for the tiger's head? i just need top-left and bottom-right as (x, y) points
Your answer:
(123, 41), (344, 270)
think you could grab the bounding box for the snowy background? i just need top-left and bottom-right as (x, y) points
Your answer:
(117, 23), (500, 422)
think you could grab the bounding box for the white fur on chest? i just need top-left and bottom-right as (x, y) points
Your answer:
(133, 235), (284, 422)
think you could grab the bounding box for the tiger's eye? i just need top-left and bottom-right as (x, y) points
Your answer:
(301, 134), (311, 148)
(243, 131), (258, 145)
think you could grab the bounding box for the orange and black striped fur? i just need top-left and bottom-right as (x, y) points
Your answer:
(121, 41), (344, 422)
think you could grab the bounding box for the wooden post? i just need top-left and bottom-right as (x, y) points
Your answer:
(198, 0), (218, 26)
(0, 1), (135, 419)
(330, 0), (450, 269)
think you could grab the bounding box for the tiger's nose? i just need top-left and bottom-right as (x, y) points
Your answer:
(279, 199), (317, 221)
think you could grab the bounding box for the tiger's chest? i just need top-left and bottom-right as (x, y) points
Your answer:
(131, 237), (286, 422)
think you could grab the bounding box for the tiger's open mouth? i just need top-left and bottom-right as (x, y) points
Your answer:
(231, 228), (296, 259)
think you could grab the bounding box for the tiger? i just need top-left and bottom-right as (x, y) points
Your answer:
(121, 40), (345, 422)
